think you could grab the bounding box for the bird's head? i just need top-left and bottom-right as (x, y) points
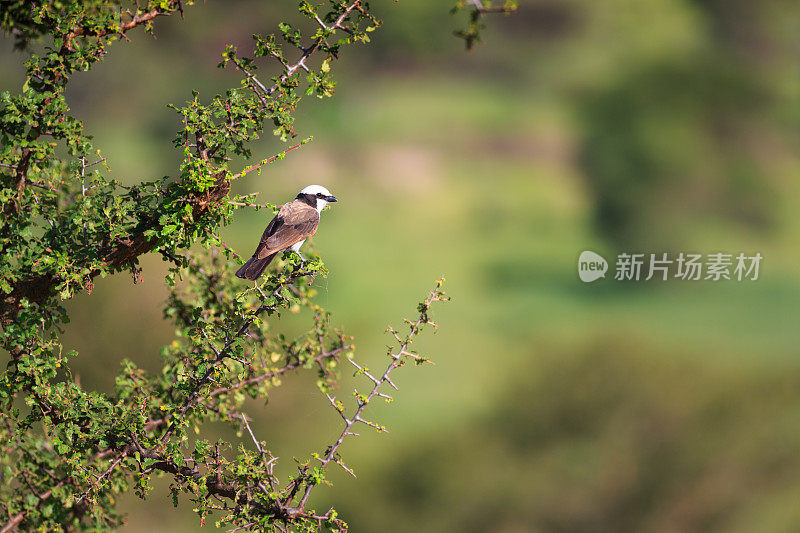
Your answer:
(297, 184), (338, 213)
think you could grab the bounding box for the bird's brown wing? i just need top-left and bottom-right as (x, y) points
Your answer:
(253, 200), (319, 259)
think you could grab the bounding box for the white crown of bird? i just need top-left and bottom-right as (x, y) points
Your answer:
(300, 184), (333, 197)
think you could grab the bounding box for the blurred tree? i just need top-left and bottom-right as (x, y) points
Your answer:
(576, 0), (800, 248)
(341, 344), (800, 532)
(578, 55), (776, 247)
(0, 1), (447, 531)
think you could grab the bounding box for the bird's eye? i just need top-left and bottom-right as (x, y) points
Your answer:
(316, 193), (324, 198)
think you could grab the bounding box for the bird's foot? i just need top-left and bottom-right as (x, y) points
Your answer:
(291, 250), (306, 272)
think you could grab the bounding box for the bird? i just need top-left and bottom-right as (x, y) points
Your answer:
(235, 184), (338, 280)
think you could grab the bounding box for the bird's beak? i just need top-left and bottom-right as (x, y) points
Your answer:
(325, 195), (338, 202)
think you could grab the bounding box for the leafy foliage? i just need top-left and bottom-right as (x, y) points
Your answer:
(0, 1), (448, 531)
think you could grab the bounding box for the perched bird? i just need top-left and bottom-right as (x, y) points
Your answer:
(235, 185), (338, 280)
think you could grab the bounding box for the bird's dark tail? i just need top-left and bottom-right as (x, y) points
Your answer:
(235, 252), (278, 280)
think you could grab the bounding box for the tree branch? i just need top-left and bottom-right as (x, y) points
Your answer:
(293, 278), (447, 511)
(0, 172), (230, 326)
(64, 3), (180, 49)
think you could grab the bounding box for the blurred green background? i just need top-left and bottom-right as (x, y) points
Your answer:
(4, 0), (800, 531)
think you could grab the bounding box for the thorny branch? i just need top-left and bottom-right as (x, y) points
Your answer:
(231, 139), (309, 181)
(158, 269), (317, 443)
(0, 2), (451, 531)
(64, 4), (178, 49)
(237, 1), (364, 100)
(0, 0), (364, 324)
(9, 279), (447, 532)
(3, 266), (352, 530)
(292, 278), (449, 511)
(0, 171), (231, 325)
